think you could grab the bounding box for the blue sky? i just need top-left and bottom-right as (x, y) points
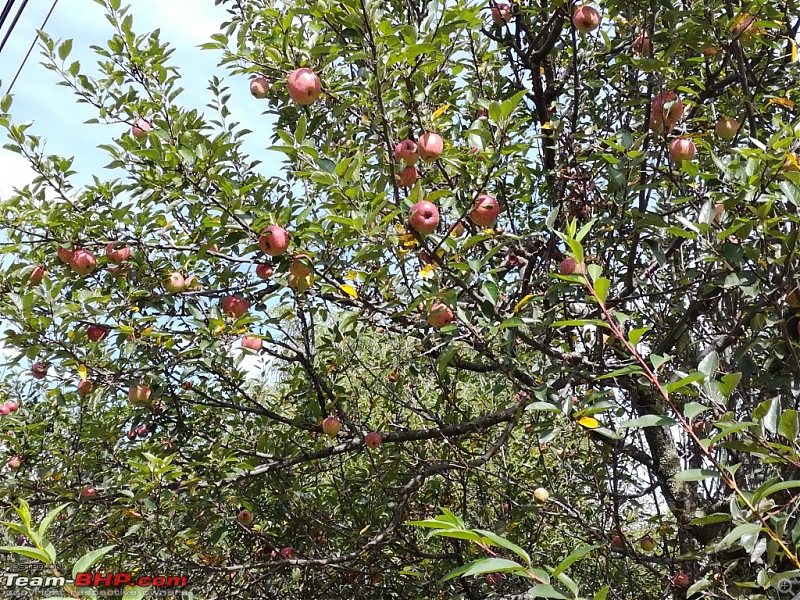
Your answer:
(0, 0), (280, 197)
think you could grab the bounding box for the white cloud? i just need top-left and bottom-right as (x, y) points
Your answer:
(0, 153), (35, 200)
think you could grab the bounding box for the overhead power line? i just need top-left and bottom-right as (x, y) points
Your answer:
(0, 0), (17, 39)
(0, 0), (29, 56)
(5, 0), (60, 96)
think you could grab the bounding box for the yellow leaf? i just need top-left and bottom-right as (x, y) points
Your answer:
(791, 38), (798, 62)
(576, 416), (600, 429)
(340, 283), (358, 299)
(542, 122), (552, 130)
(514, 294), (534, 313)
(359, 524), (370, 535)
(431, 104), (451, 120)
(769, 97), (795, 108)
(345, 271), (358, 281)
(77, 364), (88, 381)
(420, 264), (436, 279)
(213, 324), (224, 335)
(787, 153), (800, 169)
(141, 326), (153, 335)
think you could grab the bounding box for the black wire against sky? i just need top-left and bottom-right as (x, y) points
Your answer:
(0, 0), (18, 42)
(5, 0), (60, 95)
(0, 0), (30, 55)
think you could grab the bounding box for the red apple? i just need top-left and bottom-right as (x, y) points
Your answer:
(131, 117), (152, 139)
(105, 242), (131, 264)
(559, 257), (585, 275)
(280, 547), (294, 558)
(256, 264), (273, 279)
(649, 92), (683, 135)
(57, 246), (73, 264)
(672, 572), (690, 588)
(79, 486), (97, 500)
(476, 108), (489, 119)
(427, 301), (454, 329)
(126, 430), (137, 440)
(417, 132), (444, 162)
(7, 455), (22, 470)
(86, 324), (109, 342)
(322, 417), (342, 437)
(259, 225), (290, 256)
(572, 5), (601, 33)
(221, 295), (249, 318)
(394, 139), (418, 166)
(396, 166), (419, 188)
(164, 272), (186, 293)
(77, 379), (93, 396)
(70, 249), (97, 276)
(0, 405), (9, 416)
(29, 265), (46, 285)
(6, 401), (18, 413)
(714, 117), (739, 140)
(633, 31), (651, 55)
(250, 76), (270, 99)
(237, 509), (254, 526)
(469, 194), (501, 227)
(669, 137), (696, 163)
(128, 384), (152, 406)
(611, 534), (624, 548)
(241, 336), (263, 351)
(490, 3), (512, 26)
(409, 201), (440, 235)
(136, 425), (148, 438)
(287, 67), (321, 105)
(31, 362), (47, 380)
(365, 432), (382, 449)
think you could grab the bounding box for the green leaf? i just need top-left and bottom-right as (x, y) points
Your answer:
(527, 584), (568, 599)
(593, 277), (611, 303)
(58, 39), (73, 61)
(672, 469), (721, 482)
(0, 545), (53, 564)
(482, 281), (499, 305)
(682, 401), (710, 419)
(698, 351), (719, 381)
(295, 115), (307, 144)
(72, 545), (117, 579)
(620, 415), (676, 428)
(753, 480), (800, 503)
(778, 409), (798, 442)
(551, 319), (609, 329)
(594, 364), (645, 380)
(594, 586), (610, 600)
(716, 523), (762, 550)
(474, 529), (531, 565)
(551, 544), (599, 578)
(38, 504), (70, 539)
(628, 327), (650, 346)
(499, 318), (525, 329)
(440, 557), (527, 583)
(649, 354), (671, 370)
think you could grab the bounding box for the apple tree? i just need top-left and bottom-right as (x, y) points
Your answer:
(0, 0), (799, 597)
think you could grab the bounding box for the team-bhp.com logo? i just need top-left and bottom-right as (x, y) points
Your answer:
(3, 572), (187, 588)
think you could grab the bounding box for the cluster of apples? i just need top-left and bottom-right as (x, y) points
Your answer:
(249, 67), (321, 104)
(393, 132), (445, 188)
(320, 417), (383, 450)
(0, 400), (19, 416)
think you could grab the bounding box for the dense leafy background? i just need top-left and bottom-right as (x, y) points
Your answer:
(0, 0), (799, 598)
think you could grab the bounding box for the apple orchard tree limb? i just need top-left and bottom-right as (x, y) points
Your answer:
(0, 0), (799, 597)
